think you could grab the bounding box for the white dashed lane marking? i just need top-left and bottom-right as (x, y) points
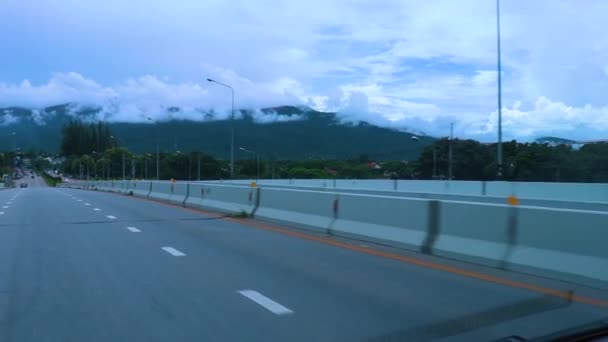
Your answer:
(126, 227), (141, 233)
(106, 215), (117, 219)
(237, 290), (294, 315)
(161, 247), (186, 257)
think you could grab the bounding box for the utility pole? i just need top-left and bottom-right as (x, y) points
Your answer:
(448, 122), (454, 180)
(122, 152), (126, 180)
(131, 157), (135, 179)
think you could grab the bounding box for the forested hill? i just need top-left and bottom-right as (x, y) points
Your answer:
(0, 104), (433, 160)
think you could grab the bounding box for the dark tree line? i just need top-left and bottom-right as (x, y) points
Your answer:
(60, 120), (114, 156)
(418, 139), (608, 182)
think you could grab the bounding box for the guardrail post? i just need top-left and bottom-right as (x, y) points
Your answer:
(250, 187), (261, 218)
(393, 179), (397, 191)
(182, 183), (190, 207)
(421, 200), (440, 254)
(500, 204), (519, 269)
(481, 181), (487, 196)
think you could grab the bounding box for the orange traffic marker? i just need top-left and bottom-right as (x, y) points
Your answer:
(507, 195), (520, 206)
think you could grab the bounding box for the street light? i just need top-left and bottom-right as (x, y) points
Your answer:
(496, 0), (503, 178)
(207, 78), (235, 178)
(448, 122), (454, 180)
(239, 146), (259, 180)
(147, 117), (160, 180)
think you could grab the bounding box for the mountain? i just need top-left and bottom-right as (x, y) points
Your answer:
(0, 104), (434, 160)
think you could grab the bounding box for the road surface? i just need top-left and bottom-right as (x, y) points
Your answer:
(0, 187), (606, 341)
(15, 171), (48, 188)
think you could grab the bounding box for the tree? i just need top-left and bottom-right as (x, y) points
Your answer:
(60, 119), (114, 157)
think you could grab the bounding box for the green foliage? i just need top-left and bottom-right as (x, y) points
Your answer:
(40, 170), (62, 187)
(60, 119), (114, 156)
(417, 139), (608, 182)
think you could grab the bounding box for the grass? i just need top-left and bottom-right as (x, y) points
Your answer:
(40, 171), (62, 187)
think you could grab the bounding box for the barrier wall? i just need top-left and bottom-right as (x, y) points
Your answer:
(148, 182), (173, 202)
(130, 181), (151, 197)
(169, 183), (189, 205)
(331, 194), (430, 249)
(80, 179), (608, 288)
(254, 188), (335, 232)
(208, 179), (608, 203)
(185, 184), (256, 214)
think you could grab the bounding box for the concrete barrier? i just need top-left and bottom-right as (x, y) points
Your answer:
(254, 188), (335, 233)
(508, 207), (608, 285)
(130, 181), (152, 197)
(227, 183), (608, 212)
(185, 184), (256, 214)
(331, 193), (431, 249)
(209, 179), (608, 204)
(148, 182), (173, 202)
(76, 180), (608, 288)
(433, 201), (511, 263)
(169, 183), (189, 206)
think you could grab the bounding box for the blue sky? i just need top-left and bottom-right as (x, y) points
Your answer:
(1, 0), (608, 141)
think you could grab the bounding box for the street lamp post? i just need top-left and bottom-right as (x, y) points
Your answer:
(145, 153), (152, 179)
(207, 78), (235, 178)
(239, 147), (259, 180)
(433, 148), (437, 179)
(197, 153), (201, 181)
(147, 117), (160, 180)
(448, 122), (454, 180)
(496, 0), (503, 178)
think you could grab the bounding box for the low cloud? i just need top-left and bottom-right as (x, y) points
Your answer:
(0, 72), (607, 142)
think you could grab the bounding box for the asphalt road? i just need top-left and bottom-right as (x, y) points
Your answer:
(0, 187), (607, 341)
(15, 171), (47, 188)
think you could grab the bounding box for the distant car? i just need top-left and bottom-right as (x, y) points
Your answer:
(20, 183), (28, 188)
(31, 175), (34, 179)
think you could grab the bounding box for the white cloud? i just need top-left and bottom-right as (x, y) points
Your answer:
(474, 97), (608, 140)
(1, 0), (608, 141)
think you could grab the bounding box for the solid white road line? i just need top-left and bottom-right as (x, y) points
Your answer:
(94, 208), (101, 211)
(237, 290), (293, 315)
(161, 246), (186, 257)
(126, 226), (141, 233)
(106, 215), (117, 219)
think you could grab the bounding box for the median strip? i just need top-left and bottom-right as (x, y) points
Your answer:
(238, 290), (293, 315)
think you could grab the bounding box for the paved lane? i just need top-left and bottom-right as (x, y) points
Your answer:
(0, 187), (607, 341)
